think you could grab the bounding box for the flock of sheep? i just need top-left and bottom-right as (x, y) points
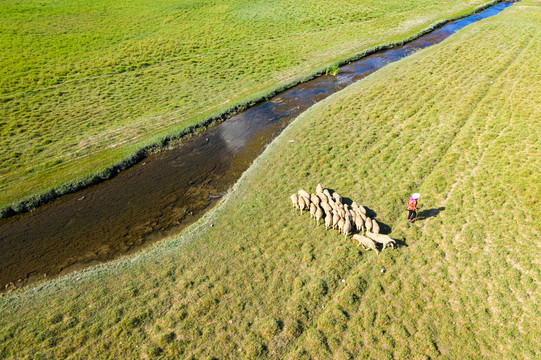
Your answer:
(290, 184), (397, 254)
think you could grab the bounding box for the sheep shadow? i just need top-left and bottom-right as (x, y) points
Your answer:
(377, 221), (392, 235)
(417, 207), (446, 221)
(341, 195), (354, 206)
(393, 238), (409, 248)
(362, 206), (377, 220)
(370, 221), (409, 249)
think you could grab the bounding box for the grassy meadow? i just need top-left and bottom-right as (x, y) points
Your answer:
(0, 0), (499, 209)
(1, 0), (540, 359)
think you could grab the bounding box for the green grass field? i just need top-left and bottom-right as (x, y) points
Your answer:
(0, 0), (498, 209)
(1, 0), (540, 358)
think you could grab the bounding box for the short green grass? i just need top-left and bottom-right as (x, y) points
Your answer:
(1, 0), (498, 208)
(1, 0), (540, 358)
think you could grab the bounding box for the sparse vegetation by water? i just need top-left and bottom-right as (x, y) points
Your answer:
(1, 1), (539, 358)
(326, 64), (340, 76)
(0, 0), (501, 209)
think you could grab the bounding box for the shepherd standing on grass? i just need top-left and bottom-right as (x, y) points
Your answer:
(407, 193), (420, 223)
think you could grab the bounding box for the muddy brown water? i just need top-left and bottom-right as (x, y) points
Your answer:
(0, 2), (515, 291)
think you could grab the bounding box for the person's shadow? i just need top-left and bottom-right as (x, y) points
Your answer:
(417, 207), (445, 221)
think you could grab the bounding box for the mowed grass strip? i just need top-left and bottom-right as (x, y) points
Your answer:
(1, 1), (540, 358)
(0, 0), (499, 208)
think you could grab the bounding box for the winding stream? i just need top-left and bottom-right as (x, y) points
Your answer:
(0, 2), (515, 290)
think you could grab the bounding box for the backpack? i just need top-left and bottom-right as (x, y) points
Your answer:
(407, 199), (417, 211)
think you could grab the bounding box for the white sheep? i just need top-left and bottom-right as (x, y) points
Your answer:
(332, 210), (340, 230)
(315, 206), (324, 226)
(311, 193), (320, 207)
(310, 203), (317, 219)
(372, 219), (380, 235)
(290, 194), (299, 209)
(317, 193), (328, 204)
(365, 232), (397, 250)
(333, 192), (342, 204)
(298, 196), (306, 215)
(323, 189), (331, 198)
(321, 201), (332, 213)
(365, 216), (373, 233)
(355, 213), (365, 234)
(324, 209), (332, 230)
(337, 216), (345, 233)
(298, 189), (311, 204)
(328, 198), (336, 210)
(316, 184), (323, 194)
(352, 235), (380, 255)
(358, 205), (367, 215)
(343, 217), (352, 240)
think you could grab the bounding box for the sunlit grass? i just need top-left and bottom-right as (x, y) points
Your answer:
(0, 0), (497, 208)
(1, 0), (539, 358)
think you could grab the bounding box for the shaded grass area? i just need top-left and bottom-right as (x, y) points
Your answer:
(1, 1), (540, 358)
(0, 0), (498, 210)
